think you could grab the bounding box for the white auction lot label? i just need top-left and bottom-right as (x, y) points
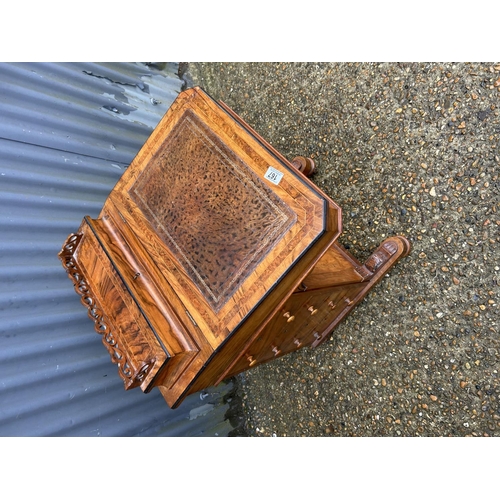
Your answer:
(264, 166), (284, 185)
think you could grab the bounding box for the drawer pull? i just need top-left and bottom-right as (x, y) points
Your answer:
(271, 345), (281, 356)
(344, 298), (354, 306)
(313, 331), (322, 340)
(293, 338), (302, 348)
(247, 354), (257, 367)
(328, 300), (336, 310)
(307, 305), (318, 315)
(283, 311), (295, 322)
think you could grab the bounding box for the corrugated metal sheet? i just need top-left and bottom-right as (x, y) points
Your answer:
(0, 62), (239, 436)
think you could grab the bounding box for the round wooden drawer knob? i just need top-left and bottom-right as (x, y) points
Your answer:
(247, 355), (257, 367)
(307, 305), (318, 315)
(283, 311), (295, 322)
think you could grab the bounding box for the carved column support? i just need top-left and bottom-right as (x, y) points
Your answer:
(365, 240), (399, 272)
(360, 236), (411, 276)
(311, 235), (411, 349)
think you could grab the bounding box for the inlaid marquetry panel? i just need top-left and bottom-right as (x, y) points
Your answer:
(129, 110), (296, 312)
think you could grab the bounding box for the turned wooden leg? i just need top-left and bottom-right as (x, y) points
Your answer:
(291, 156), (316, 177)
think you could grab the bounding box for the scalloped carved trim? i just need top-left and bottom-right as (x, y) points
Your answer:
(58, 233), (152, 389)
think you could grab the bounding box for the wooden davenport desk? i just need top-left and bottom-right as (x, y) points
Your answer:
(59, 87), (410, 408)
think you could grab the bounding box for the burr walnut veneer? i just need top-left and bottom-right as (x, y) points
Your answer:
(59, 87), (410, 408)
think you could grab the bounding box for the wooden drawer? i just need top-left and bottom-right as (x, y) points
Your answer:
(295, 283), (367, 347)
(223, 282), (371, 378)
(60, 229), (168, 392)
(221, 288), (338, 376)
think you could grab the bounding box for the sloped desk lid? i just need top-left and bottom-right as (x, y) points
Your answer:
(106, 87), (341, 347)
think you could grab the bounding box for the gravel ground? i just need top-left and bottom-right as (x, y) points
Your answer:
(182, 62), (500, 437)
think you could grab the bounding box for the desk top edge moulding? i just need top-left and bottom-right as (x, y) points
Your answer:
(58, 86), (410, 409)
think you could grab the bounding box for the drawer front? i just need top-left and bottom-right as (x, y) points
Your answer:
(288, 283), (367, 348)
(60, 231), (168, 391)
(222, 288), (338, 376)
(222, 283), (367, 378)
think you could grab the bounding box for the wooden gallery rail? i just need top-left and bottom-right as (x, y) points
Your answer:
(59, 87), (411, 408)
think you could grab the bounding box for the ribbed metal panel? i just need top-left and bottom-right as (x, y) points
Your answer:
(0, 62), (237, 436)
